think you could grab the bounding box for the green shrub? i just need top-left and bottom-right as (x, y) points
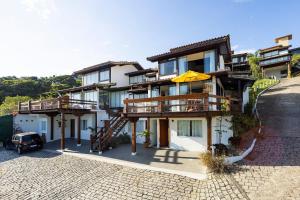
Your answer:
(199, 152), (226, 173)
(231, 113), (258, 137)
(110, 132), (131, 148)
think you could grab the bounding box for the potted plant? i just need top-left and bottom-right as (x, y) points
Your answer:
(138, 130), (151, 148)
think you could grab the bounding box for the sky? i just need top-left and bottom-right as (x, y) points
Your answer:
(0, 0), (299, 77)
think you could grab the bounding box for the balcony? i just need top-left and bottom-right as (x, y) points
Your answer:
(123, 93), (241, 118)
(260, 55), (290, 67)
(18, 96), (97, 114)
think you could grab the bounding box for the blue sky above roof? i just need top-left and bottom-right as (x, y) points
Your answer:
(0, 0), (299, 77)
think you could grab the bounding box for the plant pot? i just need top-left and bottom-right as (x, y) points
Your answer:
(143, 142), (150, 148)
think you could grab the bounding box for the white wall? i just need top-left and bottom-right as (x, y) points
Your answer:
(123, 119), (146, 144)
(219, 55), (225, 70)
(111, 65), (139, 87)
(263, 65), (287, 80)
(169, 118), (208, 152)
(212, 116), (233, 145)
(242, 87), (250, 112)
(15, 113), (96, 142)
(15, 114), (40, 133)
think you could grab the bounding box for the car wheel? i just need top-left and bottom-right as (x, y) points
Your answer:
(17, 147), (22, 154)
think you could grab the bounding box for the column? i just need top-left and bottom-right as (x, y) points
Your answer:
(288, 62), (292, 78)
(50, 115), (54, 140)
(61, 112), (65, 150)
(77, 115), (81, 146)
(130, 118), (138, 155)
(206, 116), (212, 151)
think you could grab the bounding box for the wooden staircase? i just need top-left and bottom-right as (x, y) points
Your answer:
(91, 110), (128, 152)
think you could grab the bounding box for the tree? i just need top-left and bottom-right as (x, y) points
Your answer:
(0, 96), (31, 116)
(291, 54), (300, 66)
(248, 51), (262, 79)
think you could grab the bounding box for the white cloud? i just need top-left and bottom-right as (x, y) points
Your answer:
(21, 0), (57, 20)
(235, 48), (256, 54)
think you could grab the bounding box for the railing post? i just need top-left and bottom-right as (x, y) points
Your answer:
(58, 97), (62, 109)
(124, 98), (128, 113)
(204, 93), (209, 111)
(28, 100), (32, 113)
(18, 101), (21, 111)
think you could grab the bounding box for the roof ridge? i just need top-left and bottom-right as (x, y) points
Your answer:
(170, 35), (229, 52)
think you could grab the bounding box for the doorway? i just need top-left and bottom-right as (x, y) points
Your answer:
(70, 119), (75, 138)
(159, 119), (169, 147)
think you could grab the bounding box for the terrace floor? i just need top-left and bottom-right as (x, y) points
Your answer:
(44, 139), (206, 175)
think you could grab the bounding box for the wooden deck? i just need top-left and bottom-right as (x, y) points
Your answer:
(18, 97), (97, 114)
(123, 93), (240, 118)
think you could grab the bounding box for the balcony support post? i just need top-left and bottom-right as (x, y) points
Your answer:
(77, 114), (81, 146)
(61, 112), (65, 151)
(288, 62), (292, 78)
(130, 118), (138, 155)
(206, 115), (212, 152)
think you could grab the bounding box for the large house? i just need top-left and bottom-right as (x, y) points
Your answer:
(259, 34), (293, 79)
(16, 35), (252, 155)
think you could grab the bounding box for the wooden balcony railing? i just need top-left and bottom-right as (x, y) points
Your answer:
(18, 96), (97, 112)
(123, 93), (240, 115)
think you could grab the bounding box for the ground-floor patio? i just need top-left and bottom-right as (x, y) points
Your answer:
(44, 139), (206, 175)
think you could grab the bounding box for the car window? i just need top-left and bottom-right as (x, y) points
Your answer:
(22, 135), (33, 142)
(31, 134), (40, 140)
(14, 135), (20, 141)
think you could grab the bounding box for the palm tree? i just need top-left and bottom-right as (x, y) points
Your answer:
(247, 51), (262, 79)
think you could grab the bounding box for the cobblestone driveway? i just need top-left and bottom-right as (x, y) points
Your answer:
(0, 150), (246, 200)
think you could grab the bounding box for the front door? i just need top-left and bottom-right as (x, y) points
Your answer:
(159, 119), (169, 147)
(70, 119), (75, 138)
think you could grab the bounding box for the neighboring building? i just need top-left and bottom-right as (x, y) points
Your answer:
(16, 35), (251, 154)
(259, 34), (292, 79)
(231, 53), (250, 73)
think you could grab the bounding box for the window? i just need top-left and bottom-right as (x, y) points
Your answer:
(232, 57), (238, 63)
(110, 90), (128, 108)
(81, 120), (88, 130)
(71, 93), (81, 100)
(83, 71), (98, 85)
(177, 120), (202, 137)
(41, 121), (47, 132)
(99, 69), (110, 82)
(129, 75), (146, 84)
(178, 57), (188, 75)
(159, 59), (176, 76)
(134, 93), (148, 99)
(204, 50), (215, 73)
(260, 56), (289, 65)
(179, 83), (189, 95)
(99, 90), (109, 108)
(263, 50), (278, 58)
(84, 91), (97, 102)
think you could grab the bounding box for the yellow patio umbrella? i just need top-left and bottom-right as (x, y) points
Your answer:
(171, 70), (211, 93)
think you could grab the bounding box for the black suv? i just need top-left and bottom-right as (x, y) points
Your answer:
(5, 132), (43, 154)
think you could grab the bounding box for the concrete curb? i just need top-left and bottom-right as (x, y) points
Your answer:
(43, 149), (207, 180)
(225, 81), (280, 164)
